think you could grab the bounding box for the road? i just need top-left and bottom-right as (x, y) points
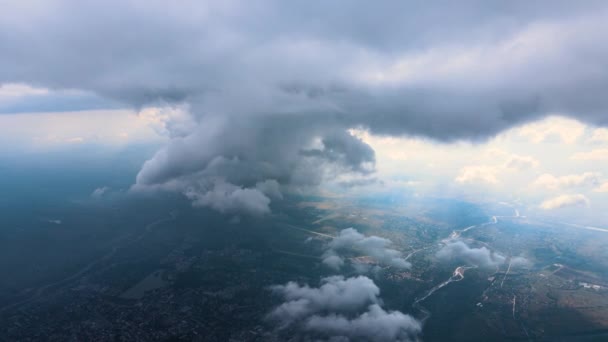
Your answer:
(412, 208), (522, 325)
(412, 265), (477, 324)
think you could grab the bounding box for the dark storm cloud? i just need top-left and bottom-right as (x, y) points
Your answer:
(3, 1), (608, 212)
(268, 276), (421, 341)
(300, 130), (376, 174)
(3, 1), (608, 127)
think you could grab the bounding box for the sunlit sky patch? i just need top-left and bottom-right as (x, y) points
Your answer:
(346, 116), (608, 224)
(2, 102), (606, 225)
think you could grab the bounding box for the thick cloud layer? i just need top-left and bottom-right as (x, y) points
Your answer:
(322, 228), (411, 272)
(269, 276), (421, 342)
(4, 1), (608, 212)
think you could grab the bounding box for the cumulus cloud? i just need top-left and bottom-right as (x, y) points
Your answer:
(91, 186), (110, 198)
(4, 1), (608, 213)
(305, 304), (421, 342)
(269, 276), (421, 342)
(455, 165), (500, 185)
(595, 182), (608, 193)
(184, 179), (272, 216)
(533, 172), (601, 190)
(254, 179), (283, 199)
(269, 276), (380, 325)
(131, 115), (376, 213)
(322, 228), (410, 272)
(572, 148), (608, 161)
(589, 128), (608, 143)
(504, 154), (540, 170)
(455, 153), (539, 186)
(517, 117), (586, 144)
(437, 241), (506, 269)
(510, 256), (533, 269)
(540, 194), (590, 210)
(322, 254), (346, 270)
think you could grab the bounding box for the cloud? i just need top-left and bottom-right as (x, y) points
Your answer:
(456, 153), (539, 185)
(254, 179), (283, 199)
(4, 1), (608, 213)
(91, 186), (109, 198)
(300, 130), (376, 175)
(132, 116), (376, 213)
(322, 228), (411, 272)
(504, 154), (540, 170)
(269, 276), (421, 341)
(183, 179), (272, 216)
(533, 172), (601, 190)
(589, 128), (608, 143)
(269, 276), (380, 325)
(322, 254), (345, 270)
(305, 304), (422, 342)
(517, 117), (586, 144)
(595, 182), (608, 193)
(436, 240), (506, 269)
(510, 256), (533, 269)
(455, 165), (500, 185)
(0, 83), (49, 97)
(540, 194), (590, 210)
(572, 148), (608, 161)
(337, 177), (382, 188)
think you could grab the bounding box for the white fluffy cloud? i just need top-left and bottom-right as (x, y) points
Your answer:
(305, 304), (421, 342)
(269, 276), (421, 342)
(588, 128), (608, 143)
(510, 256), (533, 269)
(183, 179), (274, 216)
(322, 228), (410, 272)
(595, 182), (608, 193)
(517, 117), (586, 144)
(533, 172), (601, 190)
(504, 154), (540, 170)
(269, 276), (381, 325)
(455, 165), (500, 185)
(455, 153), (539, 186)
(572, 148), (608, 161)
(436, 240), (506, 269)
(540, 194), (590, 210)
(91, 186), (110, 198)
